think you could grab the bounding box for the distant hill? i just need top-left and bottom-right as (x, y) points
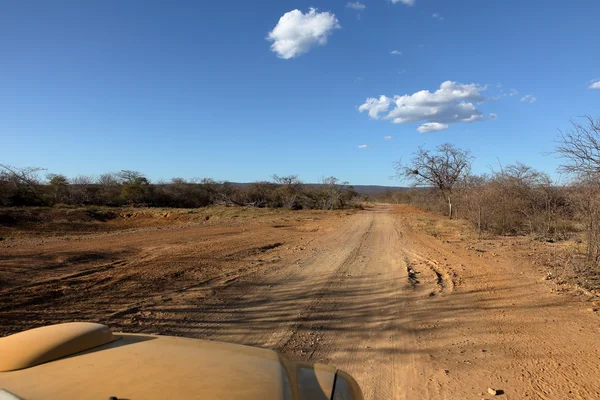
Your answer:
(228, 182), (410, 195)
(341, 185), (411, 195)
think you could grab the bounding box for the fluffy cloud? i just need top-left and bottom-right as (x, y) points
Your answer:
(589, 80), (600, 89)
(384, 136), (393, 140)
(390, 50), (402, 55)
(490, 113), (498, 120)
(391, 0), (415, 5)
(359, 95), (391, 119)
(358, 81), (490, 133)
(418, 123), (448, 133)
(520, 94), (537, 103)
(267, 8), (340, 59)
(358, 144), (369, 149)
(346, 2), (366, 10)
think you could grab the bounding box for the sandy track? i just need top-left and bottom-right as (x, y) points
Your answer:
(1, 204), (600, 399)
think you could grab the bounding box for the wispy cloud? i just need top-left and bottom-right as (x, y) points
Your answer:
(390, 50), (402, 55)
(432, 13), (444, 20)
(508, 88), (519, 96)
(358, 80), (491, 133)
(520, 94), (537, 103)
(346, 1), (366, 10)
(418, 123), (448, 133)
(267, 8), (340, 59)
(357, 144), (369, 149)
(490, 113), (498, 120)
(589, 79), (600, 89)
(398, 69), (406, 74)
(384, 136), (393, 140)
(391, 0), (415, 5)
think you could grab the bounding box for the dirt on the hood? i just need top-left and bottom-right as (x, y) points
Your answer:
(1, 204), (599, 399)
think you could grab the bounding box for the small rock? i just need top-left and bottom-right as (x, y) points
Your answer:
(488, 388), (503, 396)
(587, 308), (598, 313)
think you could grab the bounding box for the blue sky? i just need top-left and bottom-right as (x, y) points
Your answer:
(1, 0), (599, 186)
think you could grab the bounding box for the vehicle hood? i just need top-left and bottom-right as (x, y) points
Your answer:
(0, 323), (337, 400)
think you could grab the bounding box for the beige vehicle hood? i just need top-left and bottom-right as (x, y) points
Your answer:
(0, 323), (345, 400)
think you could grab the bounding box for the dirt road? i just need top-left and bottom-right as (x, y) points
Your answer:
(1, 204), (599, 399)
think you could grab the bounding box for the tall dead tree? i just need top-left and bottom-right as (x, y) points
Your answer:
(555, 116), (600, 176)
(396, 143), (473, 218)
(555, 116), (600, 264)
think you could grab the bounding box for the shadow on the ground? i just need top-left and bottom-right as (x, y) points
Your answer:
(0, 260), (565, 364)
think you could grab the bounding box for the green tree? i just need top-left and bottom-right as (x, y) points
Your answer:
(46, 173), (69, 204)
(118, 170), (150, 204)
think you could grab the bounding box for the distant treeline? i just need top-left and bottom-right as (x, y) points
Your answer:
(0, 167), (361, 211)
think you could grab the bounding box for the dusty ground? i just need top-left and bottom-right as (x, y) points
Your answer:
(1, 204), (600, 399)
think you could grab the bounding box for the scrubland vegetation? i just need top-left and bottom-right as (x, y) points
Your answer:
(0, 168), (359, 211)
(375, 116), (600, 289)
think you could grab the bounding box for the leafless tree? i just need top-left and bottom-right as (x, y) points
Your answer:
(456, 173), (489, 235)
(320, 176), (353, 210)
(555, 116), (600, 176)
(554, 116), (600, 264)
(396, 143), (473, 218)
(571, 174), (600, 265)
(488, 163), (561, 236)
(271, 175), (303, 209)
(69, 175), (96, 204)
(0, 164), (46, 205)
(98, 173), (119, 187)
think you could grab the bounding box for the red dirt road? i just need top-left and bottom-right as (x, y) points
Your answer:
(1, 204), (599, 399)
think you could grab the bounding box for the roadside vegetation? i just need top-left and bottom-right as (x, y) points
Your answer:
(377, 116), (600, 292)
(0, 169), (359, 211)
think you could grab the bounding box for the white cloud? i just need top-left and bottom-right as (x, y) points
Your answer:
(508, 88), (518, 96)
(359, 80), (490, 132)
(490, 113), (498, 120)
(384, 136), (393, 140)
(520, 94), (537, 103)
(267, 8), (340, 59)
(390, 50), (402, 55)
(346, 2), (366, 10)
(589, 80), (600, 89)
(418, 123), (448, 133)
(358, 144), (369, 149)
(391, 0), (415, 5)
(432, 13), (444, 20)
(358, 95), (391, 119)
